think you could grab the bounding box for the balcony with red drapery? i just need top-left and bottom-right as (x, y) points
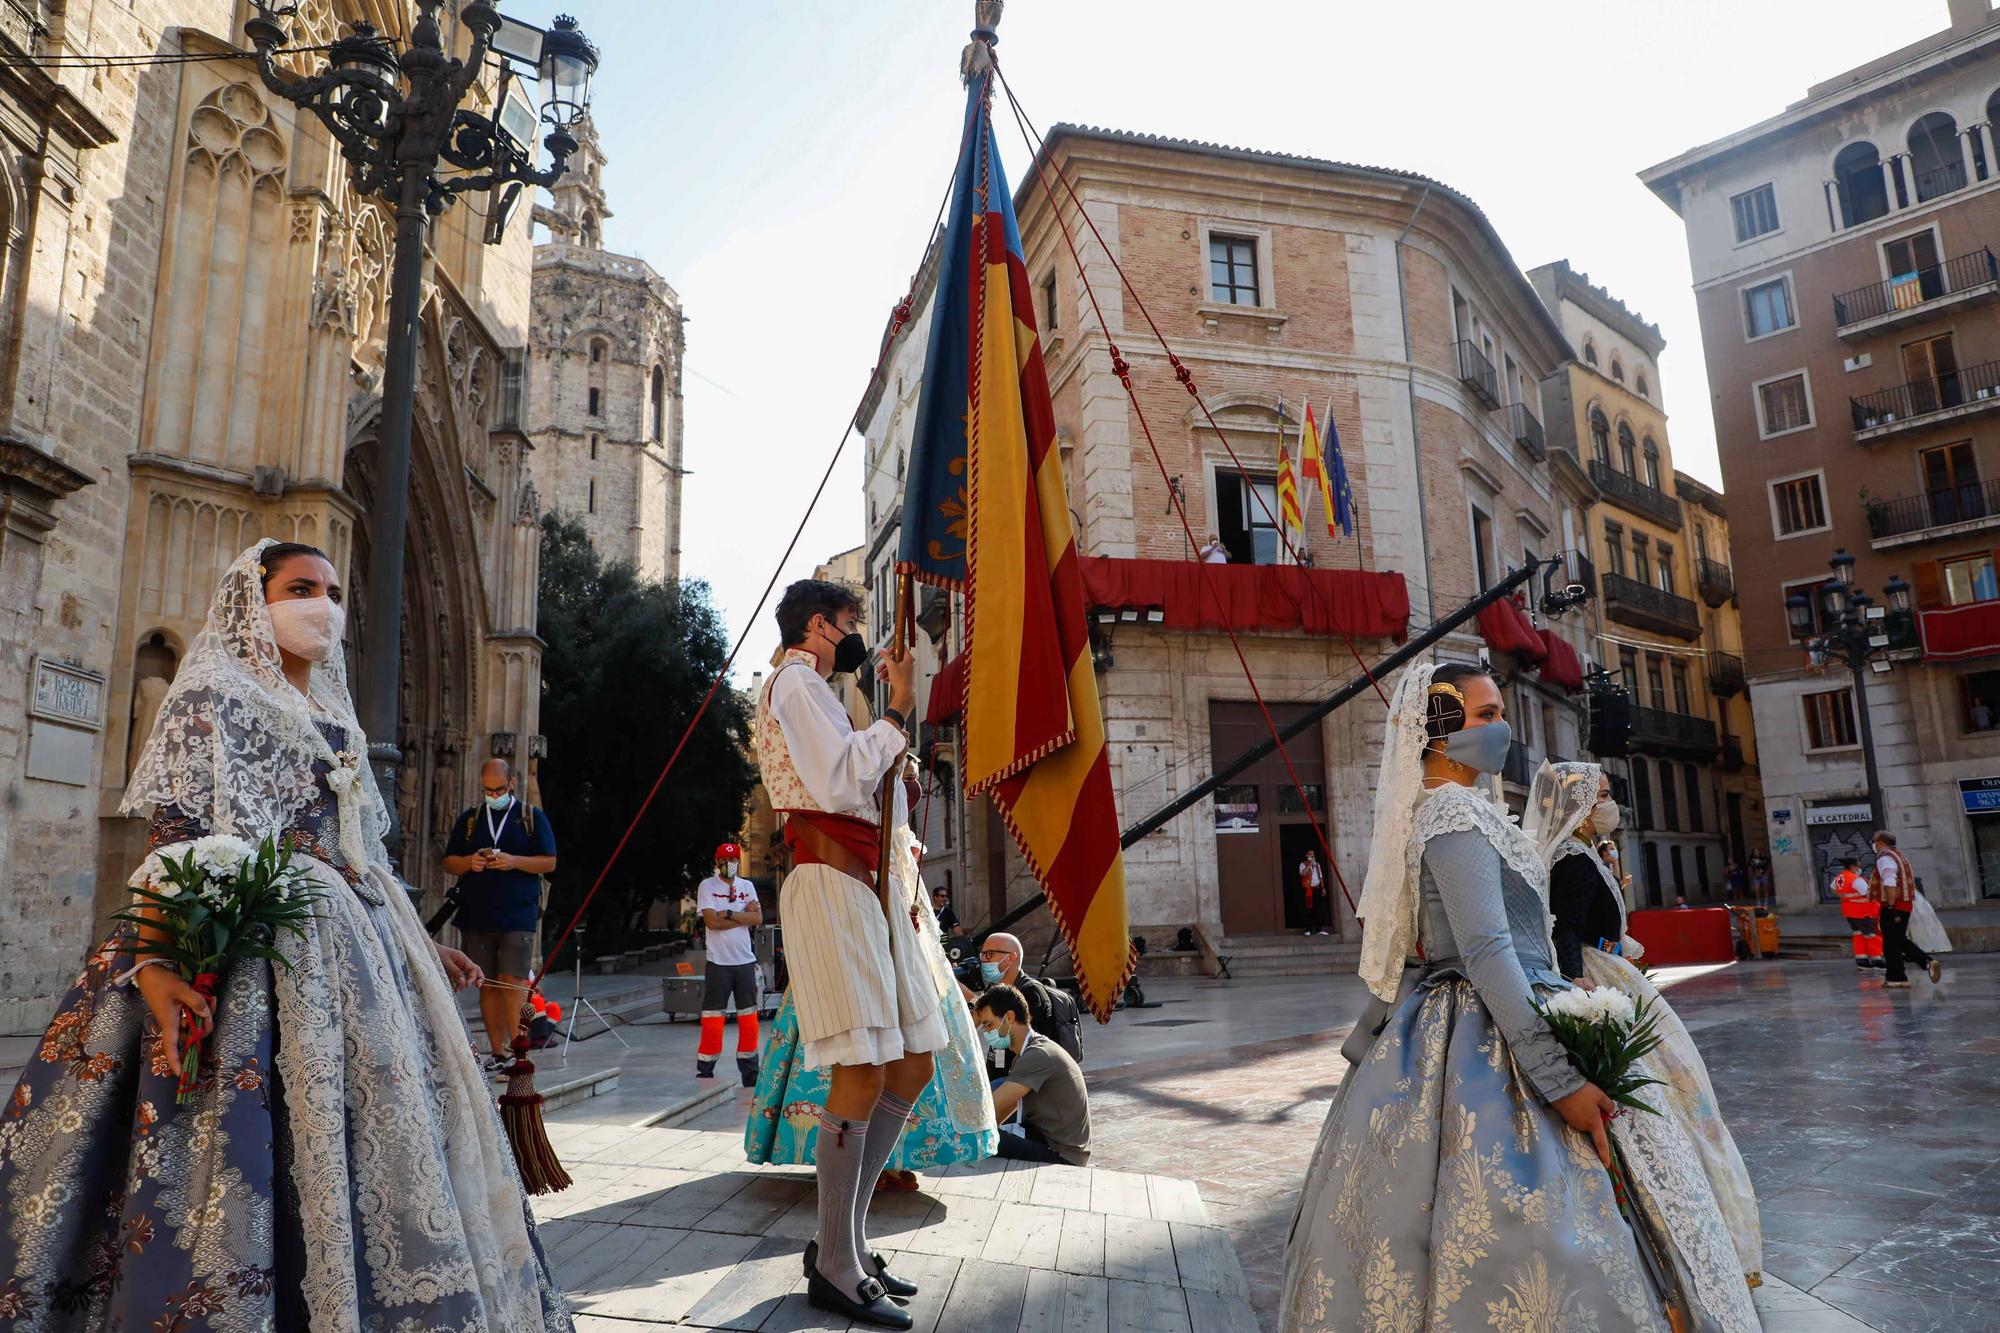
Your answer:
(1077, 557), (1410, 642)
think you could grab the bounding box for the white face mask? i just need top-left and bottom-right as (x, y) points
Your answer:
(720, 860), (739, 879)
(1592, 798), (1621, 834)
(268, 595), (345, 663)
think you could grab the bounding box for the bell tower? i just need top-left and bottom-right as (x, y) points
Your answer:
(540, 113), (611, 248)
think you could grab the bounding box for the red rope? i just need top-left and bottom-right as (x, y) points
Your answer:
(993, 70), (1356, 914)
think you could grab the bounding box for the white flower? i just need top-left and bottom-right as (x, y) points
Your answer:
(190, 835), (255, 879)
(1542, 986), (1636, 1026)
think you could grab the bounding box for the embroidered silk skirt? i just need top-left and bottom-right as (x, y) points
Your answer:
(744, 986), (997, 1169)
(0, 860), (572, 1333)
(1281, 976), (1759, 1333)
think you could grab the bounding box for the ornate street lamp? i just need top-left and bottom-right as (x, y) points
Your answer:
(1794, 547), (1908, 837)
(243, 1), (597, 857)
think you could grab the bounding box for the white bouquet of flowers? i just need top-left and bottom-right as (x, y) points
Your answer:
(118, 834), (320, 1103)
(1533, 985), (1667, 1117)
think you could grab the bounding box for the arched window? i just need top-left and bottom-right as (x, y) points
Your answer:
(1589, 408), (1611, 464)
(1636, 371), (1650, 400)
(1617, 422), (1638, 476)
(1582, 338), (1598, 367)
(580, 211), (600, 248)
(1611, 357), (1625, 385)
(650, 365), (665, 441)
(1833, 141), (1889, 227)
(1643, 436), (1662, 490)
(589, 339), (606, 364)
(1908, 112), (1966, 202)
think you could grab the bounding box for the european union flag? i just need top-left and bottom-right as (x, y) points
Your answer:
(1324, 404), (1355, 538)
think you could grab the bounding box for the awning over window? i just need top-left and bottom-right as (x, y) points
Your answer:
(1077, 557), (1410, 642)
(924, 652), (968, 726)
(1919, 600), (2000, 662)
(1538, 628), (1585, 692)
(1476, 598), (1547, 665)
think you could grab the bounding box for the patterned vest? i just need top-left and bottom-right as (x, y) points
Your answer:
(757, 651), (831, 818)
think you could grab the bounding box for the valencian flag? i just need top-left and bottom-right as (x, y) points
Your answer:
(900, 73), (1132, 1019)
(1275, 401), (1303, 534)
(1322, 397), (1356, 537)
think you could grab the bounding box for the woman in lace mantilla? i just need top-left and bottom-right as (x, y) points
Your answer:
(0, 541), (572, 1333)
(1530, 760), (1763, 1286)
(1280, 660), (1758, 1333)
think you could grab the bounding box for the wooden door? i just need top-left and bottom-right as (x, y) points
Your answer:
(1209, 701), (1328, 936)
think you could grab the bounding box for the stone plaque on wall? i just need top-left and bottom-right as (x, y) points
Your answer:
(29, 657), (105, 729)
(25, 658), (105, 787)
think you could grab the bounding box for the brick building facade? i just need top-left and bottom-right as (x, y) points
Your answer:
(0, 2), (546, 1031)
(1644, 0), (2000, 912)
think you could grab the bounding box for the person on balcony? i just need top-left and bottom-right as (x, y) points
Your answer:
(1197, 532), (1230, 563)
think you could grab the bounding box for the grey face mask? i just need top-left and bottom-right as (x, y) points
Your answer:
(1443, 720), (1513, 775)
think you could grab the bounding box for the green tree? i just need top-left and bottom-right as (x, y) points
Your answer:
(535, 514), (755, 963)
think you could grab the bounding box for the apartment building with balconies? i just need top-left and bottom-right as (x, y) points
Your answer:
(1643, 0), (2000, 911)
(1530, 262), (1767, 906)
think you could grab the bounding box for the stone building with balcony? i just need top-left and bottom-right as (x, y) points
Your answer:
(527, 114), (686, 583)
(1529, 261), (1767, 907)
(1643, 0), (2000, 911)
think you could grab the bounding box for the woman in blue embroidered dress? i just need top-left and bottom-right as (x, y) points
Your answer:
(1280, 660), (1757, 1333)
(0, 541), (571, 1332)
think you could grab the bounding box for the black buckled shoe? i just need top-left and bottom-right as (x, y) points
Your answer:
(804, 1242), (914, 1306)
(805, 1265), (912, 1329)
(868, 1250), (919, 1300)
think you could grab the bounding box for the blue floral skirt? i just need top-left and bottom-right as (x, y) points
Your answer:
(743, 987), (998, 1169)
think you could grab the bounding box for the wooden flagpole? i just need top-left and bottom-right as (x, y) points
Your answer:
(873, 570), (913, 923)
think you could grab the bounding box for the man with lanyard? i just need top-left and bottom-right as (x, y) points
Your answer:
(442, 758), (558, 1071)
(757, 578), (934, 1329)
(1872, 831), (1942, 988)
(1831, 856), (1882, 972)
(696, 842), (763, 1085)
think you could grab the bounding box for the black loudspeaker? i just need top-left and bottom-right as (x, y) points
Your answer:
(1588, 682), (1634, 757)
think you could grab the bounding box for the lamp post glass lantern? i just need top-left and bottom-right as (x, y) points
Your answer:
(1796, 547), (1909, 842)
(245, 0), (597, 860)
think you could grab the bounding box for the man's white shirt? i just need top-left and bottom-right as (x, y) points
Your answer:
(699, 874), (760, 966)
(766, 664), (907, 821)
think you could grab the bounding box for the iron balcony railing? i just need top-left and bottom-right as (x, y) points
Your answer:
(1455, 340), (1500, 409)
(1505, 401), (1546, 461)
(1588, 459), (1683, 528)
(1865, 477), (2000, 539)
(1696, 557), (1734, 607)
(1833, 247), (1998, 327)
(1914, 158), (1969, 204)
(1708, 652), (1746, 698)
(1602, 570), (1703, 639)
(1631, 704), (1719, 756)
(1851, 358), (2000, 433)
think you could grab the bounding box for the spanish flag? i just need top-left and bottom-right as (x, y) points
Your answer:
(900, 74), (1131, 1019)
(1300, 402), (1338, 538)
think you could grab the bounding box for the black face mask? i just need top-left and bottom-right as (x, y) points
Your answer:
(820, 622), (869, 675)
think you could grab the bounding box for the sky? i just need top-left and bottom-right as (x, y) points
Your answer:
(502, 0), (1949, 672)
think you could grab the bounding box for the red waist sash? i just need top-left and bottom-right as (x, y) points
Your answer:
(780, 809), (880, 889)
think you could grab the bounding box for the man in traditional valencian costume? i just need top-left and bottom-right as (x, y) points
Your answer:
(757, 578), (941, 1330)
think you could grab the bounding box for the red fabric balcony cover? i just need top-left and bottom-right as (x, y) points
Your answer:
(924, 652), (968, 726)
(1537, 628), (1585, 691)
(1476, 598), (1547, 664)
(1918, 600), (2000, 662)
(1077, 557), (1410, 642)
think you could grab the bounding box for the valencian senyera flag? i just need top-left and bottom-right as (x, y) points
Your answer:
(1300, 401), (1336, 538)
(1275, 401), (1304, 534)
(900, 72), (1132, 1019)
